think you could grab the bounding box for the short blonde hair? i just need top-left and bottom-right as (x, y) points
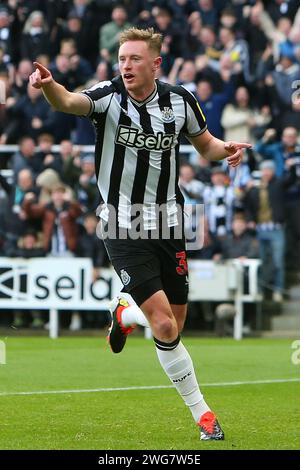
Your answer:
(119, 27), (163, 56)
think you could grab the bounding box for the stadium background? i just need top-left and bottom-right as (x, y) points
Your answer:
(0, 0), (300, 451)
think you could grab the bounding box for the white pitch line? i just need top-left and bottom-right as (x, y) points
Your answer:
(0, 377), (300, 397)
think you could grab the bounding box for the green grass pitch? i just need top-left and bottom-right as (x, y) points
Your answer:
(0, 336), (299, 450)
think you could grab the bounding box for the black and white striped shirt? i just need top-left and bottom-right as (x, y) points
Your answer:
(82, 76), (207, 228)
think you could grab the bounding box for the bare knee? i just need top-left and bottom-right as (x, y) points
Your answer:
(151, 314), (178, 342)
(140, 291), (179, 342)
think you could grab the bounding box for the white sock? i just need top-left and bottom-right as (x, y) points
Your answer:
(155, 337), (210, 423)
(121, 304), (150, 328)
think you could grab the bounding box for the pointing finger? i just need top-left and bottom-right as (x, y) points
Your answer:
(225, 142), (252, 150)
(33, 61), (48, 73)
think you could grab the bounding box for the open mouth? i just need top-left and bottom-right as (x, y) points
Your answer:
(123, 73), (134, 80)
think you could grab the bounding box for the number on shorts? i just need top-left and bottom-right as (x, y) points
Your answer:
(176, 251), (187, 275)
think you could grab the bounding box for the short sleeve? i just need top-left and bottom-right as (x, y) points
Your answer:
(181, 87), (207, 137)
(81, 80), (114, 116)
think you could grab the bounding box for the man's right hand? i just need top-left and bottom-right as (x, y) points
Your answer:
(29, 62), (91, 116)
(29, 62), (53, 89)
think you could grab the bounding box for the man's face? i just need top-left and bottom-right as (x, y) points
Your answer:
(154, 11), (171, 30)
(18, 170), (33, 191)
(84, 216), (97, 234)
(39, 139), (53, 152)
(81, 161), (95, 176)
(60, 140), (73, 157)
(20, 139), (35, 157)
(219, 28), (233, 46)
(179, 61), (196, 82)
(197, 81), (212, 101)
(119, 41), (161, 95)
(261, 168), (274, 182)
(23, 234), (36, 250)
(232, 219), (246, 237)
(18, 60), (33, 80)
(200, 28), (215, 47)
(211, 173), (225, 186)
(282, 128), (297, 147)
(179, 165), (194, 183)
(112, 7), (127, 26)
(235, 87), (249, 106)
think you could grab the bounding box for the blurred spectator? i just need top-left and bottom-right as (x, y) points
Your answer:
(179, 162), (204, 202)
(0, 168), (39, 252)
(0, 6), (13, 64)
(74, 154), (99, 213)
(10, 136), (38, 181)
(50, 53), (74, 89)
(223, 159), (252, 209)
(243, 3), (269, 72)
(194, 154), (212, 184)
(203, 167), (235, 238)
(35, 133), (63, 174)
(196, 0), (217, 27)
(264, 54), (300, 128)
(219, 7), (239, 31)
(10, 228), (46, 329)
(20, 10), (49, 61)
(99, 5), (132, 66)
(36, 168), (73, 205)
(23, 183), (82, 256)
(188, 216), (221, 260)
(34, 53), (50, 68)
(194, 24), (222, 70)
(7, 83), (54, 141)
(0, 45), (8, 74)
(59, 38), (93, 87)
(60, 140), (82, 187)
(255, 126), (300, 177)
(171, 0), (198, 31)
(51, 10), (88, 60)
(0, 68), (11, 146)
(66, 0), (101, 65)
(73, 81), (96, 144)
(168, 58), (197, 93)
(48, 38), (93, 92)
(152, 6), (184, 73)
(221, 86), (271, 144)
(184, 11), (203, 58)
(217, 26), (251, 83)
(11, 59), (33, 98)
(12, 228), (44, 258)
(196, 72), (234, 139)
(244, 160), (294, 302)
(220, 213), (259, 260)
(76, 212), (109, 271)
(95, 59), (113, 82)
(264, 0), (299, 24)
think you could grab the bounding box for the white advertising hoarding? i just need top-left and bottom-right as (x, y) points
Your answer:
(0, 257), (122, 310)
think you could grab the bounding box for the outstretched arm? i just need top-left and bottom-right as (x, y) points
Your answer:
(29, 62), (91, 116)
(188, 130), (252, 168)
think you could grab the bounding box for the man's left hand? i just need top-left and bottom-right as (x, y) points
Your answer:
(224, 141), (252, 167)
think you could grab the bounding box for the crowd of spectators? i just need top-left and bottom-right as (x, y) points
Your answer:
(0, 0), (300, 329)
